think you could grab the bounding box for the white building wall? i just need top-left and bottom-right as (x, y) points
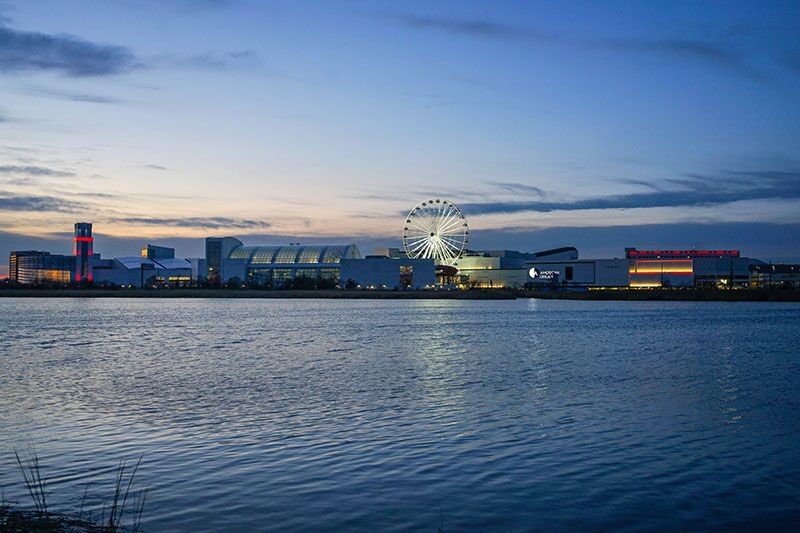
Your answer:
(527, 259), (630, 287)
(340, 258), (436, 289)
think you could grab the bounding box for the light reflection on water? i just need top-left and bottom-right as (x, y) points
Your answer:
(1, 298), (799, 531)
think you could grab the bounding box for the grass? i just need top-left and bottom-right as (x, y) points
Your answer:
(1, 448), (146, 532)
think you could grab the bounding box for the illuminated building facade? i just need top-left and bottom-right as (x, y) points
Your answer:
(625, 248), (761, 288)
(141, 244), (175, 260)
(457, 247), (766, 289)
(628, 259), (694, 288)
(9, 251), (74, 285)
(458, 247), (579, 288)
(8, 250), (40, 283)
(749, 264), (800, 288)
(624, 248), (740, 260)
(206, 238), (364, 287)
(527, 259), (630, 288)
(73, 222), (93, 283)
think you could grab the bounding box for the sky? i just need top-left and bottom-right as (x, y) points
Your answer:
(1, 0), (799, 274)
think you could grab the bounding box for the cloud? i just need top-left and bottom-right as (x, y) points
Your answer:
(395, 14), (548, 41)
(22, 86), (124, 104)
(596, 37), (764, 80)
(390, 14), (761, 79)
(0, 20), (258, 77)
(458, 169), (800, 215)
(0, 193), (85, 212)
(487, 181), (545, 197)
(153, 50), (260, 70)
(139, 164), (170, 171)
(0, 164), (74, 177)
(116, 217), (271, 229)
(0, 24), (138, 76)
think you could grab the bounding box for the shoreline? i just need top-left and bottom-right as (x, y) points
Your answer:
(1, 287), (800, 301)
(0, 288), (516, 300)
(520, 288), (800, 302)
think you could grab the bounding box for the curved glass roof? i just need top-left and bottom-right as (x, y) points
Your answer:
(227, 244), (361, 264)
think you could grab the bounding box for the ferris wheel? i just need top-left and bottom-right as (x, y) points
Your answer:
(402, 199), (469, 266)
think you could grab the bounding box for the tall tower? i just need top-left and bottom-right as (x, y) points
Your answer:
(73, 222), (93, 283)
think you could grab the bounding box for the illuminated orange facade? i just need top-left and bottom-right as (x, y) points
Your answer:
(629, 259), (694, 288)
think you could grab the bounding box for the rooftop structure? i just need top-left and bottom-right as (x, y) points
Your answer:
(625, 248), (740, 259)
(141, 244), (175, 260)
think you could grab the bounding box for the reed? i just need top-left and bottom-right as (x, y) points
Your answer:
(1, 448), (147, 532)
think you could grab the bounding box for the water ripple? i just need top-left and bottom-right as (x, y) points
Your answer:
(1, 298), (799, 531)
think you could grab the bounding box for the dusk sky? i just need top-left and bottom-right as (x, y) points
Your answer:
(2, 0), (800, 273)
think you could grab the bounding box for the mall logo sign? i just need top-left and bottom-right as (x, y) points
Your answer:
(528, 267), (560, 280)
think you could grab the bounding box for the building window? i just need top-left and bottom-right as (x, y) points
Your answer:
(294, 268), (319, 279)
(319, 268), (340, 283)
(565, 266), (573, 281)
(400, 265), (413, 288)
(273, 248), (300, 264)
(247, 268), (273, 287)
(272, 268), (294, 287)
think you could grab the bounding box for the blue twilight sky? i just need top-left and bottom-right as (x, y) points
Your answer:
(1, 0), (799, 272)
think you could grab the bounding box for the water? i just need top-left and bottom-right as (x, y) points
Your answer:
(1, 298), (799, 531)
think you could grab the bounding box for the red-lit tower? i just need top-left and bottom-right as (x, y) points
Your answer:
(73, 222), (93, 283)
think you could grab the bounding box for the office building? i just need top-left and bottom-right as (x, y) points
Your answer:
(9, 251), (74, 285)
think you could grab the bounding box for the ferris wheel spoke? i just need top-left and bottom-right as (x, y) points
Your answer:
(441, 238), (459, 256)
(442, 236), (464, 254)
(440, 206), (455, 230)
(423, 215), (439, 233)
(429, 238), (443, 258)
(441, 208), (462, 227)
(441, 204), (456, 221)
(440, 236), (462, 248)
(423, 241), (437, 259)
(438, 216), (462, 234)
(430, 240), (442, 257)
(440, 232), (462, 242)
(408, 240), (430, 254)
(406, 240), (428, 253)
(436, 239), (454, 260)
(405, 235), (429, 246)
(408, 218), (431, 234)
(405, 232), (429, 242)
(435, 243), (452, 261)
(410, 237), (431, 250)
(436, 210), (455, 230)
